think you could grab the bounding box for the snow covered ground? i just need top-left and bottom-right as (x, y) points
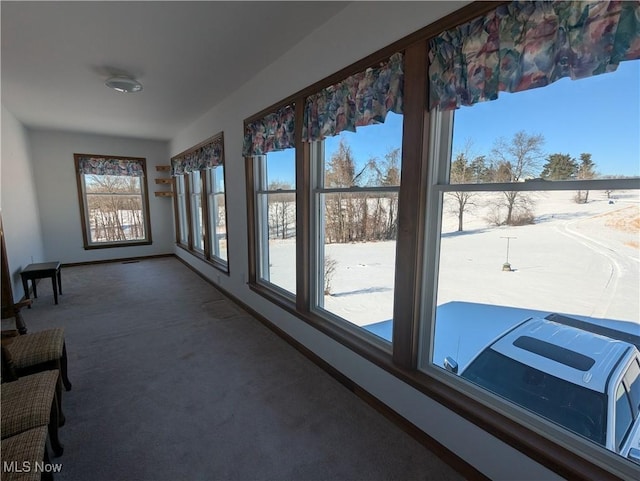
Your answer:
(266, 189), (639, 364)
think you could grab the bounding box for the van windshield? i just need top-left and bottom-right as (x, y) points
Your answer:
(462, 349), (607, 446)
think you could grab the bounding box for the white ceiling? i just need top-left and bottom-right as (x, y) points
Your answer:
(1, 1), (350, 141)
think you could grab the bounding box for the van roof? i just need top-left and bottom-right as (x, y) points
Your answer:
(490, 317), (634, 393)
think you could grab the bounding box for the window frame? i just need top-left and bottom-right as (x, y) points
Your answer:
(205, 166), (228, 264)
(73, 153), (152, 250)
(308, 137), (401, 350)
(174, 174), (189, 247)
(419, 104), (640, 476)
(188, 170), (205, 255)
(172, 133), (229, 273)
(251, 153), (298, 299)
(242, 2), (639, 479)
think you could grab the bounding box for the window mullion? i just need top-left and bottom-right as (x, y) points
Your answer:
(201, 169), (211, 259)
(391, 40), (430, 368)
(295, 100), (310, 311)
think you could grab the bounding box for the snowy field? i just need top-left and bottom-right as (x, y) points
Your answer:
(266, 189), (639, 365)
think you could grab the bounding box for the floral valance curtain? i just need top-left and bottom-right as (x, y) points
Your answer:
(303, 52), (404, 142)
(172, 135), (224, 176)
(429, 0), (640, 111)
(76, 156), (144, 177)
(242, 104), (295, 157)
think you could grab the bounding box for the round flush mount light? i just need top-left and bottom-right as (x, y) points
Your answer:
(104, 76), (143, 93)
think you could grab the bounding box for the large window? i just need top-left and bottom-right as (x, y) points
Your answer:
(172, 133), (228, 271)
(422, 60), (640, 464)
(242, 2), (640, 478)
(311, 114), (402, 342)
(74, 154), (152, 249)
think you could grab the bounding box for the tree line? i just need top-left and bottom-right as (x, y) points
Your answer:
(266, 139), (400, 244)
(86, 175), (145, 242)
(266, 130), (605, 242)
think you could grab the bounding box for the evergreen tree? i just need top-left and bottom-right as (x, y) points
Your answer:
(469, 155), (490, 183)
(540, 153), (578, 180)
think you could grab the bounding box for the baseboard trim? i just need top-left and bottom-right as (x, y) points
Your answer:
(175, 255), (488, 481)
(61, 253), (174, 268)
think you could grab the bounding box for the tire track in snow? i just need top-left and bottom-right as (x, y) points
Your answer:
(554, 209), (629, 319)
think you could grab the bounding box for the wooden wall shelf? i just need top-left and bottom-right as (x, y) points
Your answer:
(154, 165), (173, 197)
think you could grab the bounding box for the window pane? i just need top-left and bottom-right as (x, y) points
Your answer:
(175, 175), (188, 245)
(615, 384), (633, 450)
(425, 62), (640, 460)
(324, 112), (402, 188)
(84, 175), (147, 243)
(206, 167), (228, 264)
(190, 171), (204, 252)
(431, 189), (639, 454)
(434, 189), (639, 361)
(314, 113), (402, 342)
(208, 192), (227, 262)
(256, 150), (296, 294)
(319, 193), (397, 330)
(623, 360), (640, 419)
(449, 61), (640, 184)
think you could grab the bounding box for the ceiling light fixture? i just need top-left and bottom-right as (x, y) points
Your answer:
(104, 76), (143, 93)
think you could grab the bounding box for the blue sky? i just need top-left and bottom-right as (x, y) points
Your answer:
(268, 60), (639, 186)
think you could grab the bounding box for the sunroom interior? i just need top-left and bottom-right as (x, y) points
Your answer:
(2, 1), (639, 480)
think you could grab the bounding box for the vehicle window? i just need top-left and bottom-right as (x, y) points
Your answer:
(623, 359), (640, 418)
(615, 383), (634, 450)
(462, 349), (607, 446)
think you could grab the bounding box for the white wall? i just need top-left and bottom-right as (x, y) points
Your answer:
(27, 129), (174, 263)
(1, 105), (45, 298)
(170, 2), (562, 480)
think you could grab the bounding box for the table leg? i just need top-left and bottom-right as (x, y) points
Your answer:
(51, 274), (58, 305)
(32, 279), (38, 298)
(57, 268), (62, 295)
(21, 276), (29, 301)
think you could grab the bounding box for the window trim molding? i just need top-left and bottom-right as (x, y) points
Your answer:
(73, 153), (152, 250)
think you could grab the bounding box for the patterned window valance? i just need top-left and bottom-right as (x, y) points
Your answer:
(429, 0), (640, 111)
(172, 133), (224, 176)
(303, 52), (404, 142)
(76, 156), (145, 177)
(242, 104), (295, 157)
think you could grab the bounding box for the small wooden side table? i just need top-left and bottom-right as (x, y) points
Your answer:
(20, 262), (62, 305)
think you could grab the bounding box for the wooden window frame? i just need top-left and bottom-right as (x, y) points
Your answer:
(74, 153), (152, 250)
(243, 2), (637, 479)
(172, 133), (229, 273)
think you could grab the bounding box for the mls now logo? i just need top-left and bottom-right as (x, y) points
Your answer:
(3, 461), (63, 473)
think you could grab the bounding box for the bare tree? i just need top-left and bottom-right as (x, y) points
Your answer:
(324, 255), (338, 295)
(85, 175), (144, 241)
(447, 140), (479, 232)
(325, 139), (357, 243)
(491, 131), (545, 225)
(267, 180), (294, 239)
(324, 140), (401, 243)
(575, 153), (596, 204)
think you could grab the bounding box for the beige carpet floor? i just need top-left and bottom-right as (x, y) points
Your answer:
(7, 256), (466, 481)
